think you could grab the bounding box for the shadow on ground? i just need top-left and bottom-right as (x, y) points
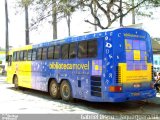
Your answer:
(7, 86), (160, 114)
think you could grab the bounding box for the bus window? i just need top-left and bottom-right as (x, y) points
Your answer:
(78, 41), (87, 58)
(69, 43), (76, 59)
(37, 48), (42, 60)
(24, 50), (28, 61)
(48, 46), (54, 59)
(54, 46), (60, 59)
(27, 50), (32, 61)
(32, 49), (37, 61)
(62, 44), (69, 59)
(88, 40), (97, 58)
(42, 48), (47, 60)
(19, 51), (24, 61)
(13, 52), (17, 61)
(16, 51), (20, 61)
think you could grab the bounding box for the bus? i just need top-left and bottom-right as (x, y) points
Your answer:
(0, 50), (6, 75)
(6, 27), (156, 102)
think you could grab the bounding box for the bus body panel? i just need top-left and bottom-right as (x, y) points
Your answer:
(6, 28), (156, 102)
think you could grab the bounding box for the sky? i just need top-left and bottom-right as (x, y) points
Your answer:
(0, 1), (160, 49)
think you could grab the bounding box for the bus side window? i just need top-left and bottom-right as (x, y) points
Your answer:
(78, 41), (87, 58)
(54, 46), (60, 59)
(13, 52), (17, 61)
(19, 51), (24, 61)
(48, 46), (54, 59)
(88, 40), (97, 58)
(69, 43), (76, 59)
(42, 47), (47, 60)
(24, 50), (28, 61)
(32, 49), (37, 61)
(16, 51), (20, 61)
(62, 44), (69, 59)
(27, 50), (32, 61)
(37, 48), (42, 60)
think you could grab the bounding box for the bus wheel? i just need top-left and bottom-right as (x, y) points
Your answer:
(60, 80), (73, 101)
(49, 80), (60, 99)
(13, 75), (18, 89)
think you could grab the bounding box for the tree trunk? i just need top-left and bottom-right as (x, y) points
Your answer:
(93, 0), (97, 31)
(67, 14), (71, 36)
(5, 0), (9, 58)
(119, 0), (123, 27)
(25, 4), (30, 45)
(52, 0), (57, 39)
(132, 0), (135, 24)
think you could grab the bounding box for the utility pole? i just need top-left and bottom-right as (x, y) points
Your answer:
(5, 0), (9, 59)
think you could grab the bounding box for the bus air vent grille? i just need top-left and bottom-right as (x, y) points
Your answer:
(90, 76), (102, 97)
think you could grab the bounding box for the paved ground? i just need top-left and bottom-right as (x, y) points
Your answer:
(0, 75), (160, 115)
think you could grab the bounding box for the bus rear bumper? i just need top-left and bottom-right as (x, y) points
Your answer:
(105, 89), (156, 102)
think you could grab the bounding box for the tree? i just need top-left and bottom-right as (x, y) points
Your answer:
(29, 0), (76, 38)
(17, 0), (32, 45)
(5, 0), (9, 58)
(79, 0), (149, 29)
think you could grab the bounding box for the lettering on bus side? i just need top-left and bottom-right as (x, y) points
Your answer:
(49, 61), (89, 70)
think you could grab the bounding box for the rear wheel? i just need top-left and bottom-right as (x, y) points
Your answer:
(49, 80), (60, 99)
(13, 75), (18, 89)
(60, 80), (73, 101)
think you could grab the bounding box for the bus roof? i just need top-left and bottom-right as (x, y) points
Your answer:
(11, 27), (146, 51)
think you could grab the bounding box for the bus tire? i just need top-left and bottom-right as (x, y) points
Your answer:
(13, 75), (18, 89)
(60, 80), (73, 101)
(49, 80), (61, 99)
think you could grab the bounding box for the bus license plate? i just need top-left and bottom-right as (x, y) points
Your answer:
(132, 92), (140, 96)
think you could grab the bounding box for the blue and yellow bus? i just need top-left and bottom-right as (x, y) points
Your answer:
(6, 27), (156, 102)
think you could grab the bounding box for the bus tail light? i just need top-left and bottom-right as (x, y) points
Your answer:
(109, 86), (122, 92)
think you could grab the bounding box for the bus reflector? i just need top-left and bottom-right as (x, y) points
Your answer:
(109, 86), (122, 92)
